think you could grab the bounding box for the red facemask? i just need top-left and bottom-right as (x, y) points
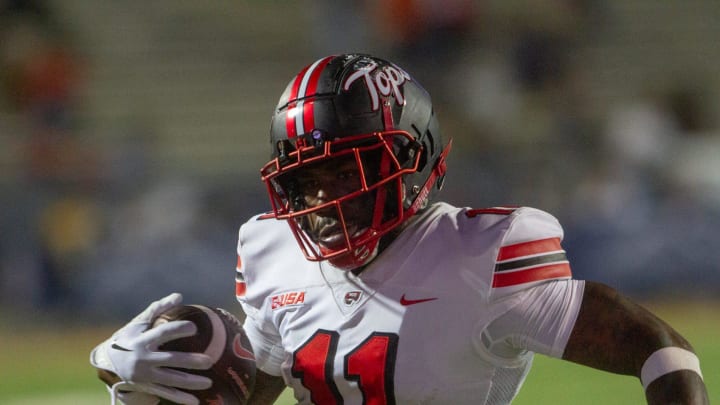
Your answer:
(261, 131), (422, 270)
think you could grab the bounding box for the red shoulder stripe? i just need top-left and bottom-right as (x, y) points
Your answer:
(497, 237), (562, 261)
(235, 281), (247, 297)
(492, 262), (571, 288)
(235, 266), (247, 297)
(466, 206), (518, 217)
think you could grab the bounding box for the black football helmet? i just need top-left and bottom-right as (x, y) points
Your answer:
(261, 54), (451, 270)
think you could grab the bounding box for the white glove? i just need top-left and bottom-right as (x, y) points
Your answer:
(90, 293), (214, 405)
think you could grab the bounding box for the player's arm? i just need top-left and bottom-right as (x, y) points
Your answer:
(246, 370), (286, 405)
(562, 281), (708, 404)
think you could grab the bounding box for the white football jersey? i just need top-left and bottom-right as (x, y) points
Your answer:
(236, 203), (584, 404)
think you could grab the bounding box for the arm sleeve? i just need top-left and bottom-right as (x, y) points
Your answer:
(478, 279), (585, 363)
(242, 316), (286, 376)
(236, 223), (286, 376)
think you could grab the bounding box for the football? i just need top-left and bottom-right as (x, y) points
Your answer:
(152, 304), (256, 405)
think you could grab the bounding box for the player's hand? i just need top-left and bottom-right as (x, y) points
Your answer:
(90, 293), (214, 405)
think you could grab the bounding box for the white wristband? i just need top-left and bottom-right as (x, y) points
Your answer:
(640, 347), (703, 390)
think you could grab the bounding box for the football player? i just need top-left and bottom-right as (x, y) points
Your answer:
(90, 54), (708, 404)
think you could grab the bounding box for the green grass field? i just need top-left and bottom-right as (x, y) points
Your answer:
(1, 300), (716, 404)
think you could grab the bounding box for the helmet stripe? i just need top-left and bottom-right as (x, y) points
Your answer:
(285, 56), (334, 139)
(285, 64), (310, 138)
(302, 56), (334, 136)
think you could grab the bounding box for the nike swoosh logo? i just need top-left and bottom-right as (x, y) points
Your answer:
(400, 294), (438, 306)
(111, 343), (132, 352)
(232, 334), (255, 361)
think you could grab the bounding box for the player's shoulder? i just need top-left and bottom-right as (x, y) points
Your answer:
(500, 206), (564, 244)
(236, 212), (313, 307)
(464, 205), (559, 223)
(419, 202), (562, 238)
(237, 212), (300, 274)
(240, 211), (281, 230)
(448, 204), (570, 294)
(442, 204), (562, 239)
(238, 212), (290, 245)
(410, 203), (559, 264)
(489, 206), (571, 295)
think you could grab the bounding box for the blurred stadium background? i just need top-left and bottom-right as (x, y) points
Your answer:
(0, 0), (718, 403)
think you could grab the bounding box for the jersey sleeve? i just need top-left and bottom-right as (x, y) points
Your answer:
(480, 279), (585, 362)
(491, 207), (573, 298)
(472, 208), (582, 364)
(235, 217), (286, 376)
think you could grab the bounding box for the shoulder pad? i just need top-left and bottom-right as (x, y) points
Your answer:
(492, 207), (572, 292)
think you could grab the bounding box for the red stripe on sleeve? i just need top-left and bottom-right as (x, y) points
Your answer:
(236, 255), (245, 296)
(497, 237), (562, 261)
(466, 207), (518, 217)
(492, 262), (571, 288)
(235, 281), (247, 297)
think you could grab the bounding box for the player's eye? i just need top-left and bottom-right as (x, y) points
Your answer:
(337, 170), (358, 181)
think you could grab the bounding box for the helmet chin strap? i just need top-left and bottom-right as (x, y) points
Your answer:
(326, 240), (380, 271)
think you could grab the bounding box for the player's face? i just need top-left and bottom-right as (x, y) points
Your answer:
(288, 154), (375, 250)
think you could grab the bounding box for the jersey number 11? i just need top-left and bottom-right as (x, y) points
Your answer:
(292, 330), (399, 404)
